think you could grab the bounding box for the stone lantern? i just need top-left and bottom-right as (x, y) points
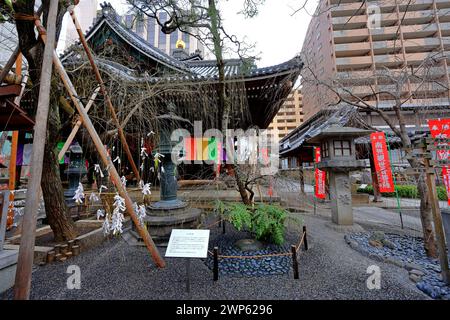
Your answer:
(131, 107), (201, 244)
(307, 125), (372, 225)
(64, 143), (87, 209)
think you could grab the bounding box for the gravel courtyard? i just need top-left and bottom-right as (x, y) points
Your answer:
(1, 214), (427, 300)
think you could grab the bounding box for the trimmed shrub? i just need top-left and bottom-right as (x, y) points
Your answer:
(357, 185), (448, 201)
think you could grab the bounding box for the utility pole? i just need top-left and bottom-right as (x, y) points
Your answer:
(13, 0), (59, 300)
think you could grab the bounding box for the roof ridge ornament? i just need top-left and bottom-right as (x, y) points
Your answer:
(100, 2), (117, 19)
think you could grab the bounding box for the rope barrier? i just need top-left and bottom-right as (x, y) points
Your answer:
(198, 218), (223, 230)
(207, 230), (307, 259)
(295, 231), (306, 253)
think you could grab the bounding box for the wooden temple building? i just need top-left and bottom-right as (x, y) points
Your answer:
(55, 2), (302, 180)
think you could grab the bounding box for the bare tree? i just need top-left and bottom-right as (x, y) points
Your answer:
(2, 0), (78, 241)
(301, 51), (450, 257)
(127, 0), (266, 205)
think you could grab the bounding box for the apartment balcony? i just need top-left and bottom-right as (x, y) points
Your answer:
(334, 28), (369, 44)
(402, 23), (439, 39)
(373, 52), (434, 67)
(333, 10), (438, 30)
(330, 2), (366, 18)
(330, 0), (440, 18)
(335, 42), (371, 57)
(332, 15), (367, 30)
(336, 56), (372, 70)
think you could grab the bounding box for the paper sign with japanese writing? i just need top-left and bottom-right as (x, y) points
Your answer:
(428, 118), (450, 205)
(314, 147), (326, 199)
(370, 132), (395, 193)
(165, 229), (210, 258)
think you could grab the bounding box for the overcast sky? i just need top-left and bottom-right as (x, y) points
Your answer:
(100, 0), (318, 67)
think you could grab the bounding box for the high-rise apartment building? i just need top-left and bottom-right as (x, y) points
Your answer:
(123, 13), (205, 57)
(301, 0), (450, 123)
(268, 89), (304, 141)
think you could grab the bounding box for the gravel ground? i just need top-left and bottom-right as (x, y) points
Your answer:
(1, 214), (427, 300)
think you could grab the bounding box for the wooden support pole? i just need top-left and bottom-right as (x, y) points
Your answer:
(7, 131), (19, 229)
(213, 247), (219, 281)
(7, 55), (22, 229)
(0, 191), (10, 251)
(303, 226), (308, 251)
(13, 0), (59, 300)
(222, 219), (226, 234)
(57, 87), (100, 161)
(0, 47), (20, 84)
(291, 245), (299, 279)
(424, 154), (450, 284)
(34, 19), (165, 269)
(69, 7), (141, 182)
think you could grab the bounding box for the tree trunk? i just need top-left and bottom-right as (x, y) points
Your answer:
(41, 101), (78, 242)
(416, 172), (438, 257)
(14, 0), (77, 241)
(208, 0), (251, 205)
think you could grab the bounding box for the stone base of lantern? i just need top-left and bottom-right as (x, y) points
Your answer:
(130, 200), (201, 246)
(329, 171), (354, 226)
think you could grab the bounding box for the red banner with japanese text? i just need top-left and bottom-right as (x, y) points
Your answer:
(370, 132), (395, 193)
(428, 118), (450, 205)
(314, 147), (326, 199)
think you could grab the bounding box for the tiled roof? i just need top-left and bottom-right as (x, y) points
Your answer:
(62, 2), (303, 81)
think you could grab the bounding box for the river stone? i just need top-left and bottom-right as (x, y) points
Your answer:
(234, 239), (264, 252)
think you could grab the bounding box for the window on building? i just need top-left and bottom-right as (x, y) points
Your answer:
(158, 12), (167, 47)
(125, 14), (133, 29)
(321, 142), (329, 158)
(147, 17), (156, 45)
(182, 31), (190, 50)
(170, 32), (178, 50)
(333, 140), (351, 156)
(136, 17), (144, 36)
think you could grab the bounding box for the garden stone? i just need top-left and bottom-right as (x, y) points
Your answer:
(405, 262), (424, 272)
(409, 273), (422, 283)
(368, 253), (384, 262)
(349, 240), (359, 249)
(369, 240), (383, 248)
(234, 239), (264, 252)
(409, 269), (425, 277)
(381, 239), (396, 250)
(369, 231), (385, 242)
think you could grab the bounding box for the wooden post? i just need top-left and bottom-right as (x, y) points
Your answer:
(303, 226), (308, 251)
(69, 7), (141, 182)
(0, 191), (10, 251)
(291, 245), (299, 279)
(33, 19), (165, 269)
(0, 47), (20, 84)
(424, 150), (450, 284)
(213, 247), (219, 281)
(7, 54), (22, 229)
(57, 87), (100, 160)
(7, 131), (19, 229)
(222, 220), (225, 234)
(369, 146), (382, 202)
(13, 0), (59, 300)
